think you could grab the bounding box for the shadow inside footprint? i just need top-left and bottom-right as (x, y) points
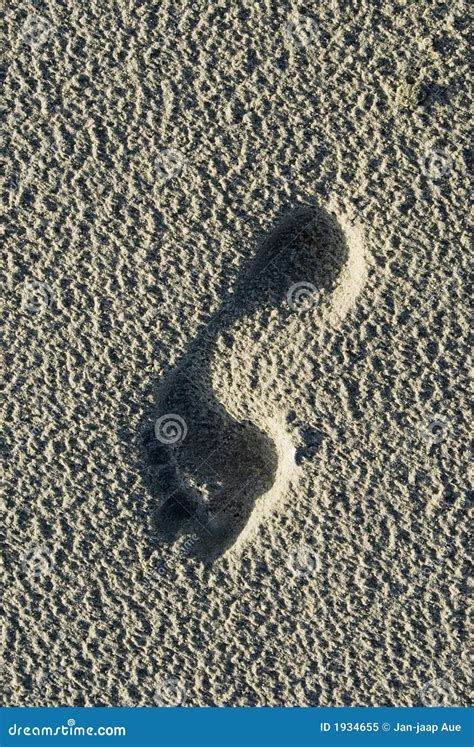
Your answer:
(143, 373), (278, 561)
(144, 388), (277, 558)
(141, 204), (350, 562)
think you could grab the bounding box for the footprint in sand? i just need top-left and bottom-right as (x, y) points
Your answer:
(142, 204), (366, 561)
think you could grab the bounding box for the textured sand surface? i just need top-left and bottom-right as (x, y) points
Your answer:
(2, 0), (471, 706)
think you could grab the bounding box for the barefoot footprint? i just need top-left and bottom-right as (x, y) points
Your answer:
(142, 204), (366, 561)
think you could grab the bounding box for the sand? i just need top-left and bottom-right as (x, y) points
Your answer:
(2, 0), (470, 707)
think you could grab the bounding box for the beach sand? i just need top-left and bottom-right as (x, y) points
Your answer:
(2, 0), (470, 706)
